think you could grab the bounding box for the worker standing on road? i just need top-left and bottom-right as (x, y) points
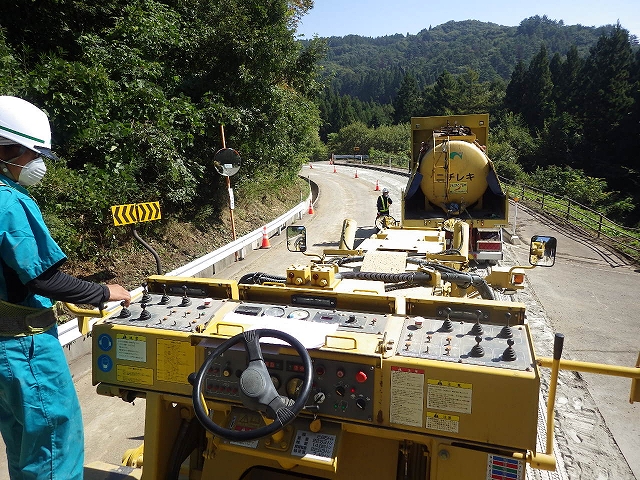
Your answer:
(0, 96), (131, 479)
(377, 187), (393, 217)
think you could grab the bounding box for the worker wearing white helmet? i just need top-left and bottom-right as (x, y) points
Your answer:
(0, 96), (131, 479)
(377, 187), (392, 216)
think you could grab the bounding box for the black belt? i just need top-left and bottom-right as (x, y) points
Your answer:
(0, 300), (58, 336)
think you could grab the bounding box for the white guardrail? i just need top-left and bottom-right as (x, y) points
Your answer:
(58, 195), (311, 347)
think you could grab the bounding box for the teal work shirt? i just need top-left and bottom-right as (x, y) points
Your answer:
(0, 174), (66, 308)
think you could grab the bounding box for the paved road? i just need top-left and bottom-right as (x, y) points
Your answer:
(1, 163), (637, 479)
(507, 202), (640, 479)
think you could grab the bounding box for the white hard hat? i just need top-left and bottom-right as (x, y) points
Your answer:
(0, 96), (59, 160)
(382, 188), (389, 194)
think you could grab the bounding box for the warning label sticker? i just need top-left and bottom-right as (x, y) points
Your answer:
(390, 366), (425, 427)
(116, 334), (146, 362)
(426, 411), (460, 433)
(157, 339), (193, 384)
(116, 365), (153, 386)
(426, 379), (472, 414)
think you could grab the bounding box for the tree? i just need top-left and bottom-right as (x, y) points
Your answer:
(521, 44), (555, 132)
(552, 46), (583, 113)
(425, 70), (458, 115)
(393, 73), (421, 123)
(580, 24), (635, 178)
(504, 60), (527, 113)
(0, 0), (326, 257)
(454, 68), (492, 114)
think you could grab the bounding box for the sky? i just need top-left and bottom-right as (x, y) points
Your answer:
(296, 0), (640, 40)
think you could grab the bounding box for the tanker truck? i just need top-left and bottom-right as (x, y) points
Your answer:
(404, 114), (508, 264)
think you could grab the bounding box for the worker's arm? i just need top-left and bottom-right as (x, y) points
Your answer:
(26, 268), (110, 307)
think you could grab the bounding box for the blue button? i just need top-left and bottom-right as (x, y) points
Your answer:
(98, 333), (113, 351)
(97, 354), (113, 373)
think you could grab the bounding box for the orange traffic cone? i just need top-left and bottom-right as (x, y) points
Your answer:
(260, 226), (271, 249)
(375, 180), (380, 191)
(333, 164), (337, 173)
(354, 169), (358, 178)
(308, 200), (314, 214)
(309, 162), (313, 169)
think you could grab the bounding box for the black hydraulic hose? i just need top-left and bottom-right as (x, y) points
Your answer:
(330, 255), (366, 266)
(339, 271), (432, 283)
(406, 257), (495, 300)
(167, 418), (204, 480)
(238, 273), (255, 284)
(131, 225), (162, 275)
(440, 271), (495, 300)
(238, 272), (287, 285)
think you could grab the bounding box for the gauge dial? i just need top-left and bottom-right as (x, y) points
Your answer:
(287, 309), (310, 320)
(286, 377), (305, 399)
(263, 306), (285, 317)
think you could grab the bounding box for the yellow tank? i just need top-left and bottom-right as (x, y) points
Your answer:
(419, 139), (490, 214)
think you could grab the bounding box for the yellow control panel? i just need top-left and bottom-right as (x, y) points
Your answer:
(92, 276), (538, 480)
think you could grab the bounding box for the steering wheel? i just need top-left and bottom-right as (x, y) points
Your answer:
(192, 328), (313, 441)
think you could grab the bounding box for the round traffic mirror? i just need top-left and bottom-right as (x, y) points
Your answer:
(213, 148), (241, 176)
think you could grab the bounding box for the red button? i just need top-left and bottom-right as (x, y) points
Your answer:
(355, 371), (368, 383)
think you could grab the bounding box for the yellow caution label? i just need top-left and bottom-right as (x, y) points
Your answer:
(117, 365), (154, 386)
(427, 379), (472, 389)
(116, 333), (146, 362)
(427, 378), (473, 414)
(426, 411), (459, 422)
(111, 202), (161, 226)
(426, 411), (460, 433)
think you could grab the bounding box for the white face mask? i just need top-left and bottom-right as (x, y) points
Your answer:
(17, 157), (47, 186)
(1, 156), (47, 186)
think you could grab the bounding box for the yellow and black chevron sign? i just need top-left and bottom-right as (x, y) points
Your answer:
(111, 202), (161, 226)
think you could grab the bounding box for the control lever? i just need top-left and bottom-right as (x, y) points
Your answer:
(181, 285), (192, 307)
(440, 307), (453, 332)
(159, 283), (170, 305)
(469, 309), (484, 336)
(140, 282), (152, 304)
(119, 301), (132, 319)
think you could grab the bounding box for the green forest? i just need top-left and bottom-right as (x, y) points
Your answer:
(0, 0), (325, 260)
(315, 17), (640, 227)
(1, 3), (639, 264)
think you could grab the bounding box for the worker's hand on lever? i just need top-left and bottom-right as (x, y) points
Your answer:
(107, 284), (131, 307)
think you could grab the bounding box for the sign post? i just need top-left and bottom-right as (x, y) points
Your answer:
(111, 201), (163, 274)
(214, 126), (242, 260)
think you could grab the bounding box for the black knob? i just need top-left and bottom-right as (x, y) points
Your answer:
(335, 385), (345, 397)
(119, 301), (131, 318)
(159, 283), (170, 305)
(139, 303), (151, 321)
(502, 338), (517, 362)
(140, 282), (152, 304)
(180, 285), (192, 307)
(440, 307), (454, 332)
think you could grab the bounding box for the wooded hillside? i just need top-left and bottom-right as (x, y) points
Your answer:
(312, 18), (640, 226)
(0, 0), (324, 260)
